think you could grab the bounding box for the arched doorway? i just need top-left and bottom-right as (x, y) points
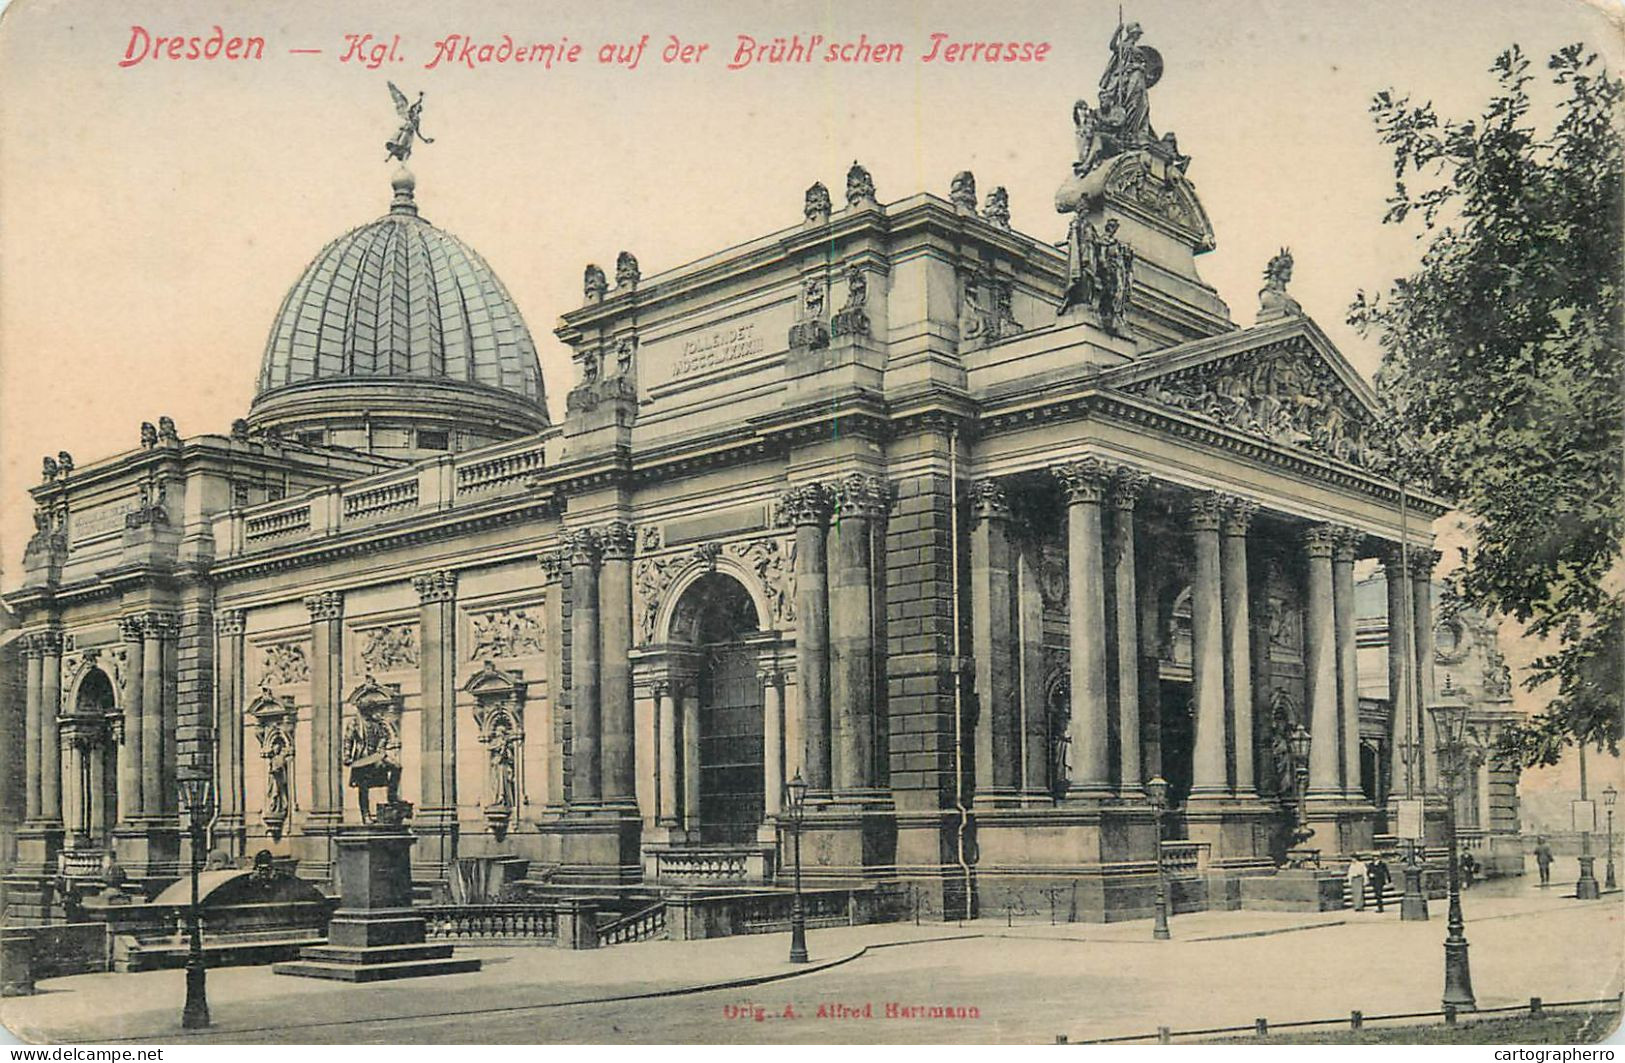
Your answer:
(670, 573), (766, 843)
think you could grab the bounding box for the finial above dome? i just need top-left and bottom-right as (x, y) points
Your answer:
(390, 165), (418, 216)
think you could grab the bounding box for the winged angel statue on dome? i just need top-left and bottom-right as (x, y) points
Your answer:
(385, 81), (434, 163)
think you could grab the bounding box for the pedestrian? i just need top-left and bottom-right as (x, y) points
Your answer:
(1346, 853), (1369, 911)
(1535, 837), (1554, 887)
(1368, 855), (1392, 912)
(1460, 851), (1478, 889)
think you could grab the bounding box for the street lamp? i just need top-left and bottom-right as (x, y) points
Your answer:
(1146, 776), (1170, 940)
(1287, 724), (1314, 860)
(176, 765), (213, 1029)
(1428, 696), (1476, 1012)
(1604, 785), (1618, 893)
(1396, 737), (1429, 921)
(1577, 744), (1601, 900)
(784, 771), (809, 964)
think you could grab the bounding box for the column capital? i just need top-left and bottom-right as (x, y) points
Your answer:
(138, 611), (179, 638)
(1053, 456), (1111, 504)
(412, 569), (458, 604)
(538, 547), (568, 584)
(1110, 466), (1150, 511)
(1220, 496), (1258, 536)
(1378, 542), (1439, 576)
(215, 609), (247, 636)
(33, 629), (63, 656)
(778, 481), (835, 527)
(20, 632), (46, 659)
(834, 473), (889, 520)
(1301, 523), (1337, 559)
(1330, 525), (1363, 564)
(1188, 491), (1225, 533)
(968, 479), (1010, 523)
(564, 527), (602, 568)
(757, 666), (785, 688)
(304, 591), (343, 623)
(598, 520), (636, 561)
(118, 615), (145, 643)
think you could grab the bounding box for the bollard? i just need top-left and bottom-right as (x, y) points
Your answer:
(1530, 997), (1544, 1016)
(1255, 1017), (1269, 1037)
(1157, 1026), (1171, 1045)
(1351, 1010), (1363, 1030)
(1444, 1004), (1458, 1026)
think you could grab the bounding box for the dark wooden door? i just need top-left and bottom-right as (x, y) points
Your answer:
(698, 645), (764, 843)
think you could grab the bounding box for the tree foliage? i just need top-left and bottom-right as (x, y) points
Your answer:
(1348, 44), (1623, 765)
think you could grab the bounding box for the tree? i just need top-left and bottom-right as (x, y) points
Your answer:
(1348, 44), (1623, 766)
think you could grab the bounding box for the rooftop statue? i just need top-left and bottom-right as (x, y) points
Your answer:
(1071, 16), (1184, 179)
(384, 82), (435, 164)
(1257, 248), (1305, 321)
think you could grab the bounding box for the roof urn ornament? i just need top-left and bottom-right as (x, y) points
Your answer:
(584, 264), (608, 302)
(983, 186), (1011, 229)
(615, 251), (640, 289)
(846, 161), (877, 208)
(950, 170), (978, 212)
(1257, 248), (1305, 322)
(804, 181), (832, 224)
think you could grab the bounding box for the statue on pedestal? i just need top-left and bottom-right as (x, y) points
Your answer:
(343, 692), (402, 823)
(1059, 215), (1135, 335)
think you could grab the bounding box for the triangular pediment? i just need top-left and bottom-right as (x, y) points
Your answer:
(1102, 317), (1390, 472)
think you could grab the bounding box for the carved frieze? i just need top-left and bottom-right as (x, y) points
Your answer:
(259, 641), (311, 686)
(467, 608), (544, 662)
(634, 553), (682, 645)
(358, 624), (419, 674)
(727, 537), (795, 626)
(1126, 339), (1390, 472)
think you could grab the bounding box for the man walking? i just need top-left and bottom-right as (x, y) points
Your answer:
(1368, 855), (1392, 912)
(1535, 837), (1554, 887)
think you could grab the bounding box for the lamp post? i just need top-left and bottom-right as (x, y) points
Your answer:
(784, 771), (809, 964)
(1576, 743), (1601, 900)
(176, 765), (213, 1029)
(1604, 785), (1618, 893)
(1147, 776), (1171, 940)
(1397, 737), (1429, 921)
(1286, 724), (1314, 861)
(1428, 696), (1476, 1012)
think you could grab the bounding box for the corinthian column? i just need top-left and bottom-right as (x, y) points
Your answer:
(1221, 497), (1258, 797)
(117, 617), (144, 822)
(568, 529), (603, 804)
(1331, 527), (1363, 799)
(781, 482), (834, 792)
(1381, 546), (1414, 804)
(39, 631), (63, 827)
(139, 616), (171, 818)
(831, 474), (884, 794)
(1188, 494), (1227, 798)
(304, 592), (344, 825)
(1111, 469), (1148, 795)
(22, 635), (42, 823)
(1054, 458), (1111, 796)
(215, 610), (247, 847)
(413, 570), (458, 850)
(540, 550), (567, 807)
(599, 521), (636, 806)
(1302, 525), (1340, 799)
(1411, 547), (1441, 792)
(969, 479), (1018, 803)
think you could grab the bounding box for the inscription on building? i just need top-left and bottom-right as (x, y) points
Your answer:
(671, 322), (765, 378)
(70, 497), (139, 542)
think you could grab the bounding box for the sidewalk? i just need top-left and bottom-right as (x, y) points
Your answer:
(2, 872), (1617, 1045)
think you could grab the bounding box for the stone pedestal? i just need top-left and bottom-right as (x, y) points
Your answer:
(274, 813), (479, 983)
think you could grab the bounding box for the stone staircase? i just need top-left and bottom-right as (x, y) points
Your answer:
(1340, 878), (1402, 910)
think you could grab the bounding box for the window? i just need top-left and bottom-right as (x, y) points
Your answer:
(297, 430), (325, 446)
(418, 429), (450, 451)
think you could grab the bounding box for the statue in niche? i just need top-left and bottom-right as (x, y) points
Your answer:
(1047, 674), (1072, 800)
(803, 276), (825, 319)
(483, 711), (520, 811)
(1258, 248), (1304, 321)
(343, 697), (402, 822)
(845, 262), (867, 309)
(615, 335), (638, 376)
(263, 729), (291, 831)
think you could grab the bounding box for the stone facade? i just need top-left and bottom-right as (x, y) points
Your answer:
(4, 32), (1479, 922)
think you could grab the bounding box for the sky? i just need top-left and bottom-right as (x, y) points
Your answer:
(0, 0), (1619, 804)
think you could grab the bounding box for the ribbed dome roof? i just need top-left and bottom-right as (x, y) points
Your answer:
(254, 171), (546, 413)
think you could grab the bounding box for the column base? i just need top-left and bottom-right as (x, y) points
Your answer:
(13, 823), (64, 879)
(531, 807), (642, 885)
(1302, 797), (1378, 860)
(1182, 796), (1282, 868)
(792, 801), (897, 882)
